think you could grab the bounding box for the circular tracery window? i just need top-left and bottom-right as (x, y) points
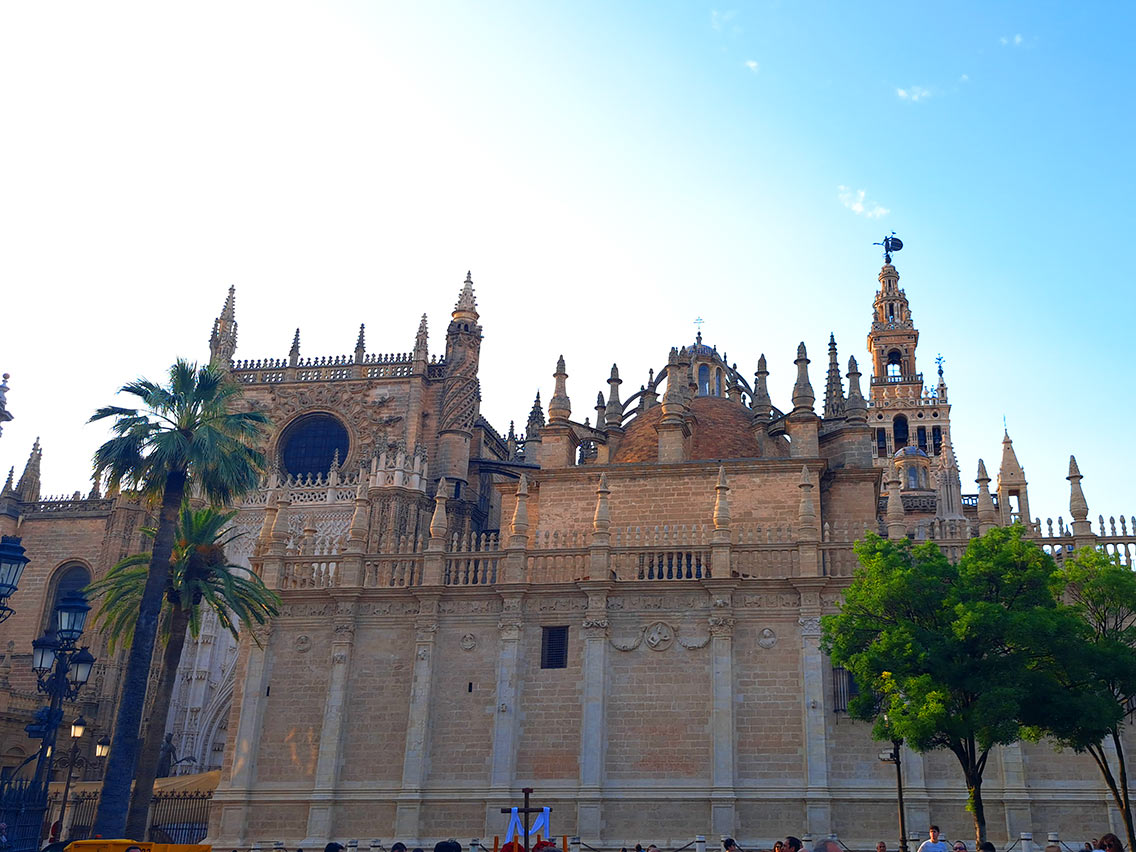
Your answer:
(280, 414), (349, 477)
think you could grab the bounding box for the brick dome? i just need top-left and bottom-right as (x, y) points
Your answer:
(611, 396), (759, 463)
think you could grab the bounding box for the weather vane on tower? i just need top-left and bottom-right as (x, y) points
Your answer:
(873, 231), (903, 264)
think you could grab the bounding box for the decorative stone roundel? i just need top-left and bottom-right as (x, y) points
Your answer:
(644, 621), (674, 652)
(758, 627), (778, 649)
(459, 633), (477, 651)
(294, 634), (312, 654)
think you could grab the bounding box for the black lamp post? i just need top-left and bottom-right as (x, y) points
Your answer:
(28, 591), (96, 795)
(55, 715), (87, 839)
(0, 535), (29, 623)
(878, 718), (909, 852)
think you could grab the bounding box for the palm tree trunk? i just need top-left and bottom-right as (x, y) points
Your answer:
(93, 470), (187, 839)
(124, 605), (191, 840)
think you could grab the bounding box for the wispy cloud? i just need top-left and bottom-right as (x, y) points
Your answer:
(1000, 33), (1023, 46)
(711, 9), (737, 31)
(838, 186), (890, 219)
(896, 85), (931, 102)
(960, 74), (970, 83)
(744, 59), (759, 73)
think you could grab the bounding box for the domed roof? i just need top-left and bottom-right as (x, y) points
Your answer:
(894, 446), (928, 459)
(611, 396), (759, 464)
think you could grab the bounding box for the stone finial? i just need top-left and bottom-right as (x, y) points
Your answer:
(1068, 455), (1089, 523)
(885, 469), (906, 540)
(799, 465), (819, 542)
(526, 391), (545, 439)
(823, 333), (845, 419)
(454, 271), (478, 319)
(0, 372), (10, 435)
(430, 481), (449, 541)
(792, 342), (815, 412)
(605, 364), (623, 428)
(752, 354), (771, 421)
(844, 356), (867, 422)
(208, 286), (239, 366)
(548, 355), (571, 423)
(510, 474), (530, 540)
(288, 328), (301, 366)
(355, 323), (366, 352)
(414, 313), (429, 359)
(15, 437), (42, 503)
(593, 473), (611, 533)
(999, 429), (1026, 480)
(713, 465), (731, 531)
(269, 488), (292, 556)
(506, 421), (518, 460)
(1, 467), (13, 497)
(976, 459), (996, 532)
(595, 391), (606, 423)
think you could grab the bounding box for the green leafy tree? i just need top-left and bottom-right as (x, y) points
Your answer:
(1035, 548), (1136, 850)
(88, 504), (280, 838)
(822, 527), (1081, 844)
(89, 360), (269, 839)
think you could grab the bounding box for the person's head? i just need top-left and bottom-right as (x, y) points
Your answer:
(978, 844), (996, 852)
(774, 842), (784, 852)
(392, 844), (407, 852)
(1100, 835), (1123, 852)
(784, 838), (803, 852)
(125, 847), (143, 852)
(955, 842), (969, 852)
(647, 846), (659, 852)
(813, 841), (840, 852)
(325, 844), (345, 852)
(929, 828), (941, 842)
(877, 842), (887, 852)
(724, 839), (738, 852)
(1045, 845), (1060, 852)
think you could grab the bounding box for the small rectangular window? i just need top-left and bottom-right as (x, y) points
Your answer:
(833, 665), (859, 712)
(541, 625), (569, 669)
(876, 428), (888, 458)
(917, 426), (927, 452)
(932, 426), (943, 455)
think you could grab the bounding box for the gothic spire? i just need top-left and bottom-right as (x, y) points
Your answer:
(454, 271), (479, 320)
(1, 467), (13, 497)
(605, 364), (623, 428)
(208, 285), (238, 365)
(751, 354), (771, 421)
(526, 391), (545, 438)
(844, 356), (867, 422)
(289, 328), (301, 366)
(355, 323), (366, 352)
(16, 438), (41, 503)
(548, 356), (571, 423)
(792, 342), (815, 412)
(823, 333), (846, 418)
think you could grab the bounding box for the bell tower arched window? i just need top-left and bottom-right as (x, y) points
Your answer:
(887, 350), (903, 378)
(893, 415), (909, 449)
(698, 364), (710, 396)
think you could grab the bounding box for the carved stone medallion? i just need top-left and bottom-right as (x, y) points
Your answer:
(644, 621), (674, 652)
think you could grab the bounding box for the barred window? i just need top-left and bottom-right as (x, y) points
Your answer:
(541, 626), (568, 669)
(833, 665), (859, 712)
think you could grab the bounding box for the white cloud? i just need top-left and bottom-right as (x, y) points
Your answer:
(1000, 34), (1023, 46)
(744, 59), (758, 73)
(837, 186), (890, 219)
(896, 85), (930, 102)
(710, 10), (736, 31)
(960, 74), (969, 83)
(1015, 33), (1023, 45)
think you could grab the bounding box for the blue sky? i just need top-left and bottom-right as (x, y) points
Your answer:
(0, 1), (1132, 524)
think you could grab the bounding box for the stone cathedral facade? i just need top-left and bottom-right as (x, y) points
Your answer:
(1, 259), (1134, 847)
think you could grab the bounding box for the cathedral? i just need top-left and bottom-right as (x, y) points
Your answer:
(0, 257), (1133, 848)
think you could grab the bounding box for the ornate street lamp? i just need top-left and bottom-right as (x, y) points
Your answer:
(0, 535), (29, 622)
(56, 715), (88, 838)
(28, 595), (97, 796)
(95, 735), (110, 760)
(878, 714), (909, 852)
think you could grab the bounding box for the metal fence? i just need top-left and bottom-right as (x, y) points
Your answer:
(39, 788), (212, 845)
(0, 778), (49, 852)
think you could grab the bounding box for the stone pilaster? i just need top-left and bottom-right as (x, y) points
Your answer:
(302, 597), (358, 845)
(706, 583), (738, 837)
(577, 582), (611, 837)
(395, 595), (440, 841)
(792, 579), (831, 835)
(208, 622), (274, 847)
(489, 594), (525, 793)
(998, 743), (1033, 840)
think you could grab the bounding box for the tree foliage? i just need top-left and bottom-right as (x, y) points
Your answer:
(822, 527), (1086, 844)
(88, 360), (269, 839)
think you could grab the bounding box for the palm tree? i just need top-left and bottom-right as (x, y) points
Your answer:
(88, 360), (269, 839)
(88, 504), (280, 839)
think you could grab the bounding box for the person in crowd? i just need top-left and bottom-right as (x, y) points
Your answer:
(877, 842), (887, 852)
(724, 838), (741, 852)
(955, 842), (968, 852)
(1099, 835), (1123, 852)
(978, 843), (996, 852)
(783, 837), (802, 852)
(772, 840), (783, 852)
(812, 840), (840, 852)
(325, 843), (345, 852)
(392, 844), (407, 852)
(917, 827), (949, 852)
